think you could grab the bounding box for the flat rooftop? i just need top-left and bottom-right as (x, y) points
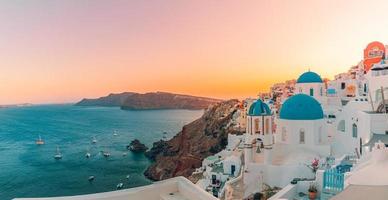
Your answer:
(13, 177), (218, 200)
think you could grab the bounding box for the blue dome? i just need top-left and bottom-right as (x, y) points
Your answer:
(279, 94), (323, 120)
(296, 71), (323, 83)
(248, 99), (271, 116)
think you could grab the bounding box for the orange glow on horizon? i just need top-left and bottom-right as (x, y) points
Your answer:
(1, 0), (388, 104)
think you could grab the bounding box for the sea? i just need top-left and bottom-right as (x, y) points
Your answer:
(0, 105), (203, 200)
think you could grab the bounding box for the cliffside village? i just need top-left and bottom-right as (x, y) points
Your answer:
(16, 41), (388, 200)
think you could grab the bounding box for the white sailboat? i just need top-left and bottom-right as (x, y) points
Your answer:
(88, 176), (95, 182)
(85, 149), (91, 158)
(103, 151), (110, 157)
(116, 183), (124, 189)
(54, 146), (62, 160)
(35, 135), (45, 145)
(92, 136), (97, 144)
(103, 147), (110, 158)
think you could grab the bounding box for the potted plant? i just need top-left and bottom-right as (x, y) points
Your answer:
(308, 183), (318, 200)
(311, 158), (319, 173)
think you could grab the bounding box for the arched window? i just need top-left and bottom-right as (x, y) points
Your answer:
(265, 118), (269, 134)
(254, 118), (260, 134)
(320, 87), (323, 96)
(281, 127), (286, 142)
(338, 120), (345, 132)
(352, 123), (358, 138)
(299, 129), (305, 144)
(310, 88), (314, 96)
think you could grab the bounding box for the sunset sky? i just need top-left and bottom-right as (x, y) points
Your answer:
(1, 0), (388, 104)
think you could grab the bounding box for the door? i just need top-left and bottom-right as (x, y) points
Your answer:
(231, 165), (236, 175)
(211, 175), (216, 185)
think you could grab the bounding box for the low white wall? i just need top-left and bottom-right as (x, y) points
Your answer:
(245, 162), (315, 189)
(178, 178), (218, 200)
(264, 164), (315, 188)
(14, 177), (218, 200)
(268, 184), (297, 200)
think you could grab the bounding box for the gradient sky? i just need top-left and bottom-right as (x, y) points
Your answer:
(1, 0), (388, 104)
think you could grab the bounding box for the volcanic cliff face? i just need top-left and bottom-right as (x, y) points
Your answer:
(121, 92), (221, 110)
(75, 92), (135, 106)
(75, 91), (221, 110)
(144, 99), (242, 181)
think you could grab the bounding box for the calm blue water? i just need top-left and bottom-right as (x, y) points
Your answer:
(0, 105), (203, 200)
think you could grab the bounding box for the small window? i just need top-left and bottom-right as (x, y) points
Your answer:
(299, 129), (305, 144)
(352, 124), (358, 138)
(338, 120), (345, 132)
(341, 82), (346, 90)
(310, 88), (314, 96)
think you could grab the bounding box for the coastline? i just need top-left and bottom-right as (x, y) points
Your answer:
(143, 99), (243, 181)
(0, 105), (202, 200)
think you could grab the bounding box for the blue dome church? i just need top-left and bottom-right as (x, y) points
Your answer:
(244, 99), (274, 164)
(277, 94), (326, 147)
(295, 71), (325, 100)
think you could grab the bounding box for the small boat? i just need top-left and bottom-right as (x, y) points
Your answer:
(122, 152), (127, 156)
(88, 176), (95, 182)
(85, 152), (91, 158)
(103, 151), (110, 158)
(116, 183), (124, 189)
(92, 136), (97, 144)
(54, 146), (62, 160)
(126, 175), (130, 179)
(113, 130), (118, 136)
(35, 135), (45, 145)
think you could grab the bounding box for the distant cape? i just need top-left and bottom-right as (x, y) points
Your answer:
(75, 92), (222, 110)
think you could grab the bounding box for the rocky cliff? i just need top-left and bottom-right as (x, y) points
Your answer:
(75, 91), (221, 110)
(143, 99), (242, 181)
(121, 92), (221, 110)
(75, 92), (135, 106)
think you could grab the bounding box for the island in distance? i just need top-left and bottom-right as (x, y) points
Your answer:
(75, 91), (222, 110)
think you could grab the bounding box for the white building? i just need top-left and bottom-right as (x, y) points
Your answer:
(244, 98), (274, 164)
(295, 71), (325, 101)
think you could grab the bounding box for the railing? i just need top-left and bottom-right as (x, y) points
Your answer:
(323, 168), (344, 192)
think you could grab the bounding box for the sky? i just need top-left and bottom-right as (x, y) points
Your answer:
(1, 0), (388, 104)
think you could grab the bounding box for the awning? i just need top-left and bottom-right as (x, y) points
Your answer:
(331, 185), (388, 200)
(363, 133), (388, 147)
